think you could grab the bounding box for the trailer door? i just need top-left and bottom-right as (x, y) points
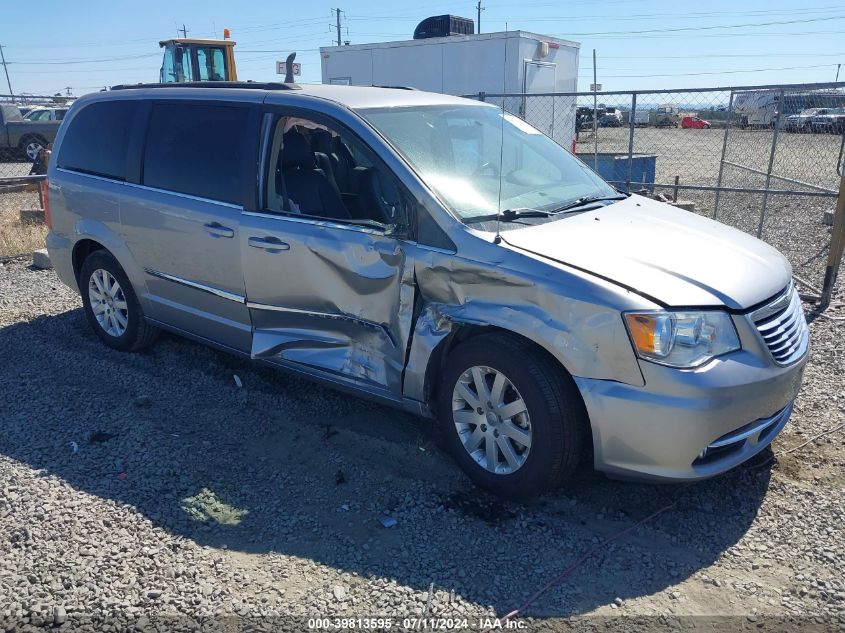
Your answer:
(522, 61), (556, 136)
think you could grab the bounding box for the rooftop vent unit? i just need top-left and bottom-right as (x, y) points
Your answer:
(413, 15), (475, 40)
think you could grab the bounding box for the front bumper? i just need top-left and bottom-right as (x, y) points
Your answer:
(574, 349), (807, 481)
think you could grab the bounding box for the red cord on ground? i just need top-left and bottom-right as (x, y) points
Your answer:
(487, 500), (679, 631)
(487, 421), (845, 630)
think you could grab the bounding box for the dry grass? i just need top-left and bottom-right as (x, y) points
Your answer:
(0, 189), (46, 258)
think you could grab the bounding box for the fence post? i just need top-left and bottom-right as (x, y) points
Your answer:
(593, 91), (599, 171)
(626, 92), (636, 191)
(713, 90), (734, 219)
(820, 151), (845, 309)
(757, 89), (784, 238)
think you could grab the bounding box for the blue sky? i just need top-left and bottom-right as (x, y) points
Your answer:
(1, 0), (843, 96)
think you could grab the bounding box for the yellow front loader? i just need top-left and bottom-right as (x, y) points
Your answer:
(159, 32), (237, 83)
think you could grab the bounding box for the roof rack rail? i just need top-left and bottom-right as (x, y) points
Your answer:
(110, 81), (302, 91)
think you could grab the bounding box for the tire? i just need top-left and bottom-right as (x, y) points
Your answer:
(19, 135), (47, 162)
(79, 250), (159, 352)
(436, 333), (588, 499)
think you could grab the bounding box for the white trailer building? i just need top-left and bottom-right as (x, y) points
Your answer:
(320, 30), (580, 148)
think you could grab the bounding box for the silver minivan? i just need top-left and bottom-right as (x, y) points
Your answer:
(45, 83), (808, 498)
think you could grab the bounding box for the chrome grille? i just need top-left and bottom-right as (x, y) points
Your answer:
(752, 285), (809, 366)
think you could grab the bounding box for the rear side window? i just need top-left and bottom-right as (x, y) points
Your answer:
(57, 100), (137, 180)
(142, 103), (248, 205)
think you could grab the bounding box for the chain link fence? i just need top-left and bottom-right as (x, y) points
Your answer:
(471, 82), (845, 308)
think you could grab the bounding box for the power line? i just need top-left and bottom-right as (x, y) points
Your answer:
(12, 66), (156, 75)
(349, 5), (844, 22)
(9, 53), (159, 66)
(570, 28), (845, 40)
(577, 63), (838, 79)
(601, 52), (845, 59)
(0, 44), (14, 101)
(558, 14), (845, 37)
(491, 6), (845, 22)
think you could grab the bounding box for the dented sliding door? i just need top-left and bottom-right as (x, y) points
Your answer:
(240, 211), (415, 396)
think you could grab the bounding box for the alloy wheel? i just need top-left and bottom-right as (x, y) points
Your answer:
(88, 269), (129, 337)
(24, 141), (43, 161)
(451, 365), (532, 475)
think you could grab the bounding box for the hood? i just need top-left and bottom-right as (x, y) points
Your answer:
(502, 195), (791, 310)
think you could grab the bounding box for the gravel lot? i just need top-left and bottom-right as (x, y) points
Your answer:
(1, 255), (843, 631)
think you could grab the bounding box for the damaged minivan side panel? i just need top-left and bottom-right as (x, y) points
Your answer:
(241, 213), (416, 395)
(252, 92), (649, 410)
(402, 239), (652, 409)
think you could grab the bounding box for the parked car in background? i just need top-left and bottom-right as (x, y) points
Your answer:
(633, 109), (650, 126)
(577, 113), (595, 131)
(810, 108), (845, 134)
(24, 106), (69, 122)
(46, 83), (808, 498)
(681, 116), (711, 129)
(655, 104), (680, 127)
(599, 113), (622, 127)
(0, 104), (62, 161)
(601, 107), (623, 125)
(784, 108), (830, 133)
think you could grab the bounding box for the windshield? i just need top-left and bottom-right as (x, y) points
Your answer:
(358, 104), (616, 222)
(25, 109), (51, 121)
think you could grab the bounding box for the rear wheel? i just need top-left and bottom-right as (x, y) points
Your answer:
(20, 135), (47, 162)
(436, 333), (588, 499)
(79, 251), (159, 352)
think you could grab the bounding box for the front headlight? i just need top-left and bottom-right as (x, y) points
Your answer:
(623, 310), (740, 368)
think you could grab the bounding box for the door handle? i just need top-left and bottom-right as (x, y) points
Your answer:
(248, 236), (290, 252)
(204, 222), (234, 239)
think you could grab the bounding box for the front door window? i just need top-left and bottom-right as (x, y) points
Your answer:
(264, 114), (411, 233)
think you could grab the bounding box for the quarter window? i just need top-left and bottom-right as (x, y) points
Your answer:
(57, 100), (138, 181)
(143, 103), (248, 204)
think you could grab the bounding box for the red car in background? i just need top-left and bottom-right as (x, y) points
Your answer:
(682, 116), (711, 129)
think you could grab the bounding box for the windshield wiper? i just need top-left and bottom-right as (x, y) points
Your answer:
(464, 208), (553, 224)
(551, 194), (628, 214)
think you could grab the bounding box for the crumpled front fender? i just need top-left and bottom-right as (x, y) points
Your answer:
(402, 243), (648, 407)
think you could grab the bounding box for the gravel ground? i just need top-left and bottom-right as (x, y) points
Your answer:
(1, 258), (843, 632)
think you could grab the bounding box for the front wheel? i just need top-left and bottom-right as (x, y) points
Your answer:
(79, 251), (159, 352)
(436, 333), (588, 499)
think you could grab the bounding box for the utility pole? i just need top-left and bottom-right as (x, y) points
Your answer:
(65, 86), (72, 97)
(476, 1), (484, 34)
(333, 9), (342, 47)
(0, 44), (14, 103)
(837, 63), (842, 83)
(179, 24), (188, 38)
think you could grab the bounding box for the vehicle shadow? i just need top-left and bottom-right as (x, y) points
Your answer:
(0, 309), (773, 617)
